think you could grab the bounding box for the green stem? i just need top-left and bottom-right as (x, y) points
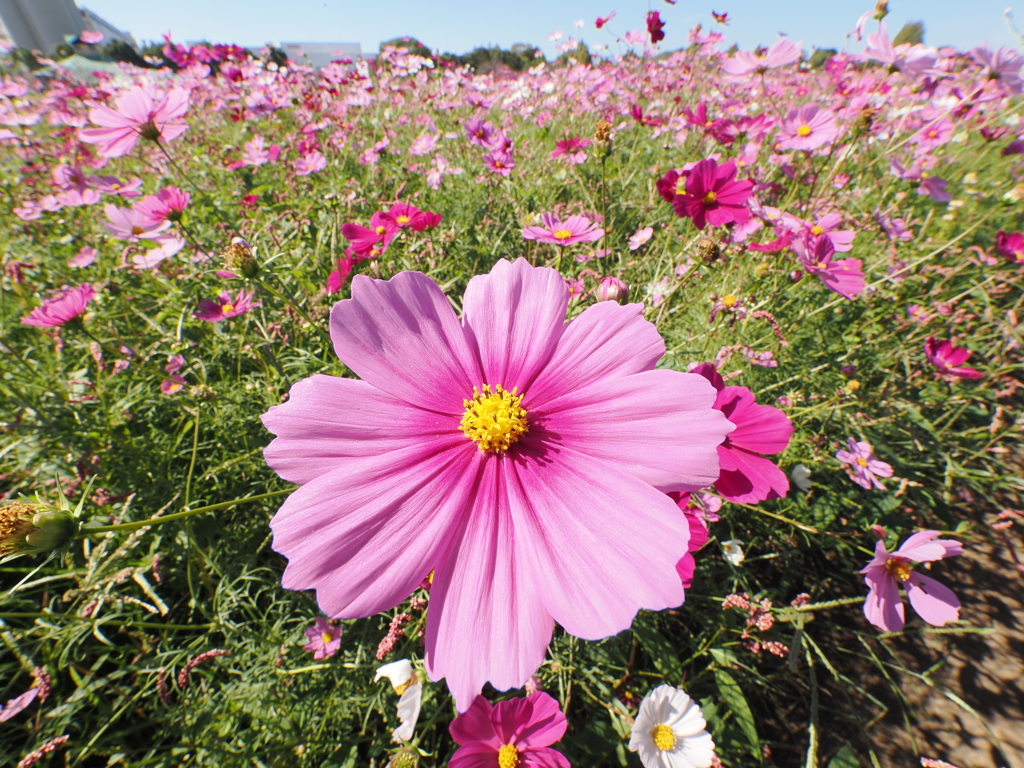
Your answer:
(793, 596), (866, 612)
(80, 488), (295, 535)
(255, 278), (333, 345)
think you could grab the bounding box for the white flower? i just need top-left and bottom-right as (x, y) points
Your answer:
(573, 18), (585, 29)
(791, 464), (812, 492)
(629, 685), (716, 768)
(375, 659), (414, 693)
(721, 539), (745, 566)
(392, 681), (422, 743)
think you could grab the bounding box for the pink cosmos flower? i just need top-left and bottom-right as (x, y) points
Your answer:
(80, 85), (190, 157)
(671, 493), (710, 589)
(835, 438), (893, 490)
(89, 176), (143, 198)
(303, 616), (343, 660)
(22, 284), (95, 327)
(723, 38), (802, 75)
(327, 256), (357, 294)
(464, 119), (496, 147)
(194, 289), (260, 322)
(924, 338), (984, 379)
(0, 686), (39, 722)
(103, 204), (171, 242)
(596, 11), (616, 28)
(917, 176), (952, 202)
(971, 45), (1024, 94)
(791, 234), (865, 300)
(426, 155), (463, 190)
(261, 259), (733, 710)
(483, 149), (515, 176)
(656, 169), (688, 202)
(78, 30), (104, 45)
(134, 187), (190, 226)
(380, 202), (442, 232)
(449, 692), (569, 768)
(522, 214), (604, 246)
(647, 11), (666, 44)
(861, 530), (962, 632)
(777, 104), (838, 152)
(294, 151), (327, 176)
(672, 158), (754, 230)
(691, 363), (793, 504)
(161, 375), (187, 395)
(68, 247), (97, 268)
(227, 135), (281, 170)
(996, 231), (1024, 265)
(341, 213), (398, 258)
(628, 226), (654, 251)
(550, 137), (590, 165)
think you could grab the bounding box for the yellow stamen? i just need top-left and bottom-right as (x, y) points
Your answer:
(703, 191), (717, 205)
(651, 724), (677, 750)
(321, 631), (334, 645)
(811, 225), (824, 235)
(131, 225), (145, 235)
(856, 457), (868, 467)
(885, 558), (912, 583)
(722, 294), (737, 307)
(221, 303), (235, 314)
(396, 215), (410, 225)
(375, 225), (386, 235)
(797, 125), (812, 137)
(676, 179), (687, 195)
(497, 745), (520, 768)
(460, 385), (528, 453)
(553, 229), (573, 240)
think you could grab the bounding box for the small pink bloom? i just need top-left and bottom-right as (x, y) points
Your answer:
(80, 85), (190, 157)
(656, 169), (688, 202)
(917, 176), (952, 202)
(596, 11), (616, 28)
(165, 354), (185, 373)
(194, 289), (259, 322)
(907, 304), (929, 323)
(304, 616), (343, 660)
(161, 375), (187, 395)
(778, 104), (838, 151)
(464, 118), (495, 147)
(134, 186), (190, 226)
(22, 284), (95, 327)
(646, 11), (666, 44)
(596, 276), (629, 303)
(627, 226), (654, 251)
(78, 30), (104, 45)
(861, 530), (962, 632)
(996, 231), (1024, 265)
(103, 204), (171, 242)
(483, 149), (515, 176)
(791, 234), (865, 300)
(294, 151), (327, 176)
(449, 692), (569, 768)
(672, 158), (753, 230)
(380, 202), (442, 232)
(341, 213), (398, 258)
(671, 493), (710, 588)
(89, 176), (143, 198)
(924, 337), (983, 380)
(550, 136), (590, 164)
(723, 38), (803, 75)
(835, 438), (892, 490)
(68, 247), (96, 268)
(522, 213), (604, 246)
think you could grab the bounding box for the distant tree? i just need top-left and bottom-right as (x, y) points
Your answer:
(556, 41), (592, 67)
(444, 45), (540, 73)
(264, 46), (289, 69)
(140, 41), (178, 70)
(102, 40), (151, 68)
(9, 47), (44, 71)
(379, 37), (432, 58)
(892, 21), (925, 46)
(809, 48), (837, 69)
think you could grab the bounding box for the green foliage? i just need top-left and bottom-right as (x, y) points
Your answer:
(892, 22), (925, 46)
(809, 48), (837, 69)
(381, 37), (433, 58)
(102, 40), (153, 68)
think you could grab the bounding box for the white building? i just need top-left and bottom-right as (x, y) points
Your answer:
(279, 42), (364, 69)
(0, 0), (135, 54)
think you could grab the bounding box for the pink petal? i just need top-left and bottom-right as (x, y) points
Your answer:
(716, 386), (793, 454)
(80, 126), (139, 157)
(897, 531), (962, 562)
(527, 301), (664, 408)
(520, 748), (571, 768)
(863, 569), (904, 631)
(0, 687), (39, 722)
(450, 696), (502, 746)
(329, 271), (483, 413)
(85, 104), (136, 129)
(906, 573), (960, 626)
(115, 87), (155, 123)
(715, 445), (789, 503)
(538, 369), (731, 492)
(461, 259), (569, 390)
(425, 459), (555, 712)
(270, 441), (477, 619)
(263, 376), (460, 484)
(508, 692), (567, 747)
(676, 553), (696, 588)
(450, 745), (502, 768)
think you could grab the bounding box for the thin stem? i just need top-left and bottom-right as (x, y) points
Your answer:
(255, 277), (333, 345)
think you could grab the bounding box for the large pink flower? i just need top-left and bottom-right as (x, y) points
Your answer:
(691, 363), (793, 503)
(450, 692), (568, 768)
(22, 284), (95, 327)
(80, 86), (190, 158)
(261, 259), (733, 710)
(722, 38), (802, 75)
(861, 530), (962, 632)
(672, 159), (753, 230)
(792, 233), (865, 300)
(777, 104), (838, 152)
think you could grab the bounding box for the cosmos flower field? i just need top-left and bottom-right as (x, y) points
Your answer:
(1, 9), (1023, 768)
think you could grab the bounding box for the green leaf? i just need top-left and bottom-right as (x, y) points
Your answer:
(827, 743), (860, 768)
(633, 619), (682, 681)
(714, 668), (760, 759)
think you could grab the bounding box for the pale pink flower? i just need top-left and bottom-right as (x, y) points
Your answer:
(88, 176), (143, 198)
(102, 204), (171, 242)
(68, 247), (96, 268)
(22, 284), (95, 327)
(0, 687), (39, 722)
(522, 214), (604, 246)
(294, 151), (327, 176)
(777, 104), (838, 151)
(304, 617), (343, 660)
(628, 226), (654, 251)
(861, 530), (962, 632)
(835, 438), (892, 490)
(161, 375), (187, 395)
(426, 155), (462, 190)
(78, 30), (104, 44)
(81, 85), (190, 157)
(228, 135), (281, 169)
(410, 132), (439, 156)
(134, 186), (190, 226)
(971, 45), (1024, 93)
(723, 38), (802, 76)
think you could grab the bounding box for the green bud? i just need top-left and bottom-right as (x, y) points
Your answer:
(222, 237), (260, 278)
(388, 749), (419, 768)
(0, 502), (79, 560)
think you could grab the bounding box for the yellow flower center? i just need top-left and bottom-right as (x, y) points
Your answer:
(928, 130), (938, 138)
(722, 294), (737, 307)
(460, 385), (528, 453)
(553, 229), (573, 240)
(132, 225), (145, 235)
(676, 179), (687, 195)
(703, 191), (717, 204)
(393, 677), (414, 695)
(885, 558), (912, 583)
(397, 215), (410, 224)
(375, 225), (386, 235)
(221, 303), (235, 314)
(797, 125), (812, 137)
(811, 225), (824, 235)
(167, 382), (182, 393)
(321, 631), (334, 645)
(497, 744), (520, 768)
(652, 724), (677, 750)
(815, 261), (828, 270)
(846, 380), (861, 392)
(856, 457), (868, 467)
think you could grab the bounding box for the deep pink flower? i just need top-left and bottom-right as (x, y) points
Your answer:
(260, 259), (733, 709)
(304, 616), (343, 660)
(161, 375), (187, 395)
(464, 119), (495, 148)
(791, 234), (865, 300)
(134, 186), (190, 226)
(835, 438), (892, 490)
(22, 284), (95, 327)
(380, 202), (442, 232)
(996, 231), (1024, 265)
(861, 531), (962, 632)
(80, 85), (190, 157)
(327, 256), (357, 294)
(522, 214), (604, 246)
(672, 159), (753, 230)
(596, 11), (616, 28)
(550, 137), (590, 164)
(483, 149), (515, 176)
(629, 104), (662, 127)
(691, 363), (793, 504)
(194, 289), (259, 322)
(924, 338), (983, 379)
(341, 213), (398, 258)
(671, 493), (710, 589)
(778, 104), (838, 151)
(449, 692), (569, 768)
(723, 38), (802, 75)
(656, 169), (688, 202)
(646, 11), (666, 44)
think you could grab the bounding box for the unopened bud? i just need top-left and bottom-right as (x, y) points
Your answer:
(593, 119), (613, 158)
(873, 0), (888, 20)
(596, 276), (629, 304)
(790, 269), (804, 282)
(222, 237), (259, 278)
(697, 237), (720, 263)
(0, 501), (78, 560)
(870, 524), (886, 540)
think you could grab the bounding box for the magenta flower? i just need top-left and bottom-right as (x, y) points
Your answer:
(341, 213), (398, 259)
(22, 284), (95, 327)
(646, 11), (666, 44)
(194, 289), (260, 322)
(671, 493), (710, 589)
(550, 136), (590, 165)
(777, 104), (838, 152)
(449, 692), (569, 768)
(80, 85), (190, 157)
(996, 231), (1024, 265)
(483, 149), (515, 176)
(691, 363), (793, 504)
(924, 338), (984, 380)
(464, 118), (495, 147)
(835, 438), (893, 490)
(861, 530), (962, 632)
(261, 259), (733, 709)
(672, 159), (753, 230)
(791, 234), (865, 300)
(379, 202), (442, 232)
(303, 616), (343, 660)
(595, 11), (615, 28)
(723, 38), (802, 75)
(134, 186), (190, 226)
(522, 214), (604, 246)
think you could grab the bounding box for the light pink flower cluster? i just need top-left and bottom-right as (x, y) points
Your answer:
(522, 213), (604, 246)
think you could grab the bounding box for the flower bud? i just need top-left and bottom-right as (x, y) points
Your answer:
(0, 501), (79, 559)
(592, 118), (613, 158)
(697, 237), (720, 263)
(388, 749), (420, 768)
(596, 276), (629, 304)
(222, 237), (259, 278)
(840, 365), (857, 378)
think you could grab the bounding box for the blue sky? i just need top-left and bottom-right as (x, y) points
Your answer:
(83, 0), (1018, 57)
